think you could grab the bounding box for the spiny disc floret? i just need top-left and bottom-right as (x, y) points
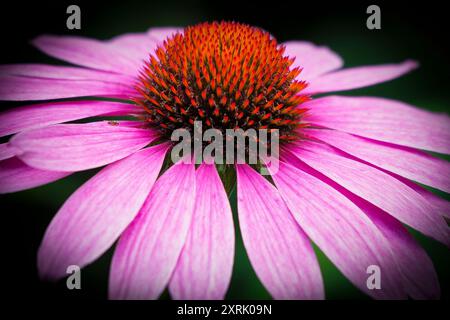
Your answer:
(136, 21), (309, 142)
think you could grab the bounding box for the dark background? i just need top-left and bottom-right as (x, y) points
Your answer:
(0, 0), (449, 301)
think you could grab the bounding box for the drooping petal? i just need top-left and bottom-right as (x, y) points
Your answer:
(353, 199), (440, 299)
(0, 64), (134, 83)
(0, 157), (71, 193)
(430, 196), (450, 219)
(236, 164), (324, 299)
(108, 33), (158, 65)
(364, 159), (450, 220)
(169, 164), (235, 300)
(11, 121), (156, 172)
(32, 35), (140, 76)
(306, 128), (450, 193)
(0, 75), (135, 101)
(286, 149), (440, 299)
(391, 175), (450, 220)
(269, 157), (406, 299)
(147, 27), (183, 43)
(38, 144), (169, 280)
(289, 142), (449, 245)
(0, 101), (139, 138)
(0, 143), (16, 161)
(304, 96), (450, 154)
(420, 191), (450, 220)
(283, 41), (343, 80)
(303, 60), (418, 94)
(109, 161), (196, 300)
(306, 129), (450, 220)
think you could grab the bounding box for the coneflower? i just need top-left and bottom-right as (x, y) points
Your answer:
(0, 22), (448, 300)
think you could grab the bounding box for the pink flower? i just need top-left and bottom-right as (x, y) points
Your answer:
(0, 22), (448, 300)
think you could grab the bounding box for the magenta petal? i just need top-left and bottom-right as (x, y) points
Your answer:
(32, 35), (140, 76)
(305, 130), (449, 220)
(304, 96), (450, 154)
(286, 150), (441, 299)
(283, 41), (343, 80)
(422, 191), (450, 219)
(109, 162), (196, 300)
(236, 164), (324, 299)
(393, 178), (450, 220)
(0, 75), (134, 101)
(347, 152), (449, 221)
(303, 60), (418, 94)
(0, 157), (71, 193)
(0, 101), (138, 138)
(270, 158), (406, 299)
(306, 128), (450, 193)
(169, 164), (235, 300)
(37, 144), (168, 280)
(0, 64), (134, 83)
(147, 27), (183, 42)
(358, 202), (440, 299)
(0, 143), (16, 161)
(108, 33), (158, 65)
(11, 121), (156, 172)
(289, 142), (449, 245)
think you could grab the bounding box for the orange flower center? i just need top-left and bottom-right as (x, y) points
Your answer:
(136, 21), (309, 142)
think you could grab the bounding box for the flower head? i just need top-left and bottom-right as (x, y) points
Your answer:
(137, 22), (307, 146)
(0, 22), (448, 300)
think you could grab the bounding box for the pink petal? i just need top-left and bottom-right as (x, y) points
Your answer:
(426, 193), (450, 219)
(147, 27), (183, 42)
(38, 144), (169, 280)
(0, 75), (134, 101)
(0, 143), (16, 161)
(109, 161), (196, 300)
(236, 164), (324, 299)
(0, 157), (71, 193)
(354, 200), (440, 299)
(270, 157), (406, 299)
(304, 96), (450, 154)
(108, 33), (158, 65)
(306, 128), (450, 193)
(360, 158), (450, 220)
(0, 63), (134, 83)
(287, 149), (440, 298)
(303, 60), (418, 94)
(289, 142), (449, 245)
(169, 164), (235, 300)
(392, 176), (450, 220)
(306, 129), (450, 220)
(11, 121), (156, 172)
(32, 35), (140, 76)
(283, 41), (343, 80)
(0, 101), (139, 138)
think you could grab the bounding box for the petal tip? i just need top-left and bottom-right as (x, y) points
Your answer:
(403, 59), (419, 71)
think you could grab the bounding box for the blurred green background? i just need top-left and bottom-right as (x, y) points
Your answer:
(0, 0), (448, 300)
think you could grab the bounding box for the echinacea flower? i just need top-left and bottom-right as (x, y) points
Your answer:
(0, 21), (449, 300)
